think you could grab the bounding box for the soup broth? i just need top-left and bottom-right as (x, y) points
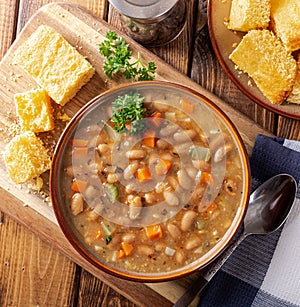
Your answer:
(60, 88), (244, 274)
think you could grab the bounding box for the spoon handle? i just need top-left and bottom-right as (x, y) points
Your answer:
(173, 233), (246, 307)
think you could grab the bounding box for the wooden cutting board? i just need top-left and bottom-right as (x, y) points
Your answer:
(0, 2), (271, 305)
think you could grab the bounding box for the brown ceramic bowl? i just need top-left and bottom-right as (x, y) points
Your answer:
(50, 81), (250, 282)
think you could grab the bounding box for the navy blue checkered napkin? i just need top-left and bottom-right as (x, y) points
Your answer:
(198, 134), (300, 307)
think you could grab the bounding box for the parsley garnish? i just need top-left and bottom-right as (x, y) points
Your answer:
(99, 31), (156, 81)
(106, 235), (112, 244)
(111, 92), (145, 134)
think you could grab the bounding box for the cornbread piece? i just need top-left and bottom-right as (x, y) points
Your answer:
(14, 25), (95, 106)
(14, 89), (54, 132)
(229, 30), (297, 104)
(287, 56), (300, 104)
(4, 132), (51, 184)
(270, 0), (300, 52)
(228, 0), (271, 31)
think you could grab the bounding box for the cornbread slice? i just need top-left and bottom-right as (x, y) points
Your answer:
(287, 55), (300, 104)
(228, 0), (271, 31)
(229, 29), (297, 104)
(14, 25), (95, 106)
(270, 0), (300, 52)
(14, 89), (54, 132)
(4, 132), (51, 184)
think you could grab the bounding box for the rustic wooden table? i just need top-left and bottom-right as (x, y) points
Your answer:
(0, 1), (299, 306)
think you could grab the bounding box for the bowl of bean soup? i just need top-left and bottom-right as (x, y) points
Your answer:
(50, 81), (250, 281)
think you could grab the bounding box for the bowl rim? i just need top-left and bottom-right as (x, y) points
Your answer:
(50, 80), (250, 282)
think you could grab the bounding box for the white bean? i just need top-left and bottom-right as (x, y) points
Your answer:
(163, 191), (179, 206)
(173, 129), (197, 143)
(126, 149), (146, 159)
(160, 152), (174, 161)
(70, 193), (84, 215)
(123, 161), (139, 180)
(84, 185), (98, 200)
(156, 139), (170, 149)
(214, 143), (233, 163)
(148, 153), (160, 167)
(154, 242), (166, 252)
(175, 250), (185, 264)
(97, 143), (112, 154)
(122, 233), (136, 243)
(136, 244), (154, 256)
(180, 210), (197, 231)
(168, 176), (180, 191)
(144, 192), (157, 204)
(167, 223), (181, 240)
(160, 125), (178, 137)
(177, 169), (193, 190)
(128, 195), (142, 220)
(184, 235), (202, 250)
(86, 204), (103, 221)
(186, 167), (198, 179)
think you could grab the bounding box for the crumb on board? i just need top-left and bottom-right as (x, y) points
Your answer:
(57, 110), (71, 122)
(28, 177), (44, 191)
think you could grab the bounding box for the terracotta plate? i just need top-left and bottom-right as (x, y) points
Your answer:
(207, 0), (300, 120)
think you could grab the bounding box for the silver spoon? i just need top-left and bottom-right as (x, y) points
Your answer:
(174, 173), (297, 307)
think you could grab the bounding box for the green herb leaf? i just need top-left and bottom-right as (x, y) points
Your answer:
(99, 31), (156, 81)
(106, 235), (112, 244)
(111, 92), (145, 134)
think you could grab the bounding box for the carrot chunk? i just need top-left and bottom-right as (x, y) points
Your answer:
(121, 242), (134, 256)
(137, 167), (152, 182)
(201, 172), (213, 185)
(148, 111), (163, 127)
(142, 130), (156, 147)
(155, 159), (172, 176)
(117, 249), (125, 259)
(71, 179), (88, 192)
(181, 99), (194, 113)
(145, 224), (163, 240)
(95, 229), (103, 240)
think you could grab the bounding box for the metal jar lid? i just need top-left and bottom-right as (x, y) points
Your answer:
(109, 0), (178, 21)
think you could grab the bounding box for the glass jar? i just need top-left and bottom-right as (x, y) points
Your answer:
(109, 0), (186, 47)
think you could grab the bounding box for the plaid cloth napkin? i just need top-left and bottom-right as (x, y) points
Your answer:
(198, 134), (300, 307)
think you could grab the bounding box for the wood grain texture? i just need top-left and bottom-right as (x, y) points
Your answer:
(0, 213), (77, 306)
(0, 0), (18, 57)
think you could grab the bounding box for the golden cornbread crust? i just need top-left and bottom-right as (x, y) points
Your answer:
(270, 0), (300, 53)
(228, 0), (271, 31)
(3, 132), (51, 184)
(229, 30), (297, 105)
(14, 89), (54, 132)
(14, 25), (95, 106)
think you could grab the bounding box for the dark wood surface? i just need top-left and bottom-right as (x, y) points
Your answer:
(0, 1), (299, 306)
